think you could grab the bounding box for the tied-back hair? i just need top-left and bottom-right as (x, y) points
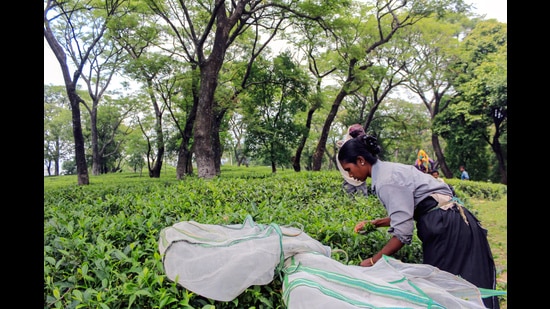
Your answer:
(349, 127), (365, 138)
(338, 135), (381, 165)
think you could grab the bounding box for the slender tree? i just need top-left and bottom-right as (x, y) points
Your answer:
(456, 19), (507, 184)
(80, 39), (125, 176)
(242, 53), (309, 173)
(110, 10), (186, 178)
(44, 0), (129, 185)
(400, 15), (466, 178)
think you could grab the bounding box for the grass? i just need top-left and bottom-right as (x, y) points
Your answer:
(469, 196), (507, 308)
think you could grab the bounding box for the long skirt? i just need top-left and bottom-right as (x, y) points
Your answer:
(415, 196), (500, 309)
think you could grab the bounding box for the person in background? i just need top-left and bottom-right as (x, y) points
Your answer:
(336, 124), (369, 197)
(460, 165), (470, 180)
(338, 135), (500, 309)
(429, 169), (445, 183)
(414, 149), (434, 173)
(431, 169), (456, 196)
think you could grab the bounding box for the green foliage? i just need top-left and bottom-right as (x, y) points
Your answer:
(44, 167), (506, 307)
(242, 53), (310, 170)
(357, 221), (377, 235)
(447, 178), (506, 200)
(441, 19), (507, 183)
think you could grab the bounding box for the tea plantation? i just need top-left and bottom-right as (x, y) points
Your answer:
(44, 166), (507, 308)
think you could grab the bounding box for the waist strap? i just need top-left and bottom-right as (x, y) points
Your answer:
(430, 193), (454, 210)
(414, 194), (469, 225)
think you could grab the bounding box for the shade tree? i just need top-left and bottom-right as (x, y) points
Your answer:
(242, 52), (310, 173)
(44, 0), (131, 184)
(398, 14), (467, 178)
(453, 19), (507, 184)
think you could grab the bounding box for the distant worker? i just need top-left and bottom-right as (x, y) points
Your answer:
(460, 165), (470, 180)
(414, 149), (434, 173)
(336, 124), (369, 197)
(429, 169), (445, 183)
(431, 169), (456, 196)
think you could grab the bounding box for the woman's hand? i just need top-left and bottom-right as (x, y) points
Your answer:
(354, 218), (385, 233)
(354, 221), (369, 233)
(359, 257), (376, 267)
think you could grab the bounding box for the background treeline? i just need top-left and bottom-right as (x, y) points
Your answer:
(44, 166), (507, 308)
(44, 0), (507, 184)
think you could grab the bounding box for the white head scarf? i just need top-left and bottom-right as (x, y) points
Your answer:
(336, 124), (365, 186)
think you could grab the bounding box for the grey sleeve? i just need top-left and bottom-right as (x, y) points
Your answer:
(377, 184), (415, 245)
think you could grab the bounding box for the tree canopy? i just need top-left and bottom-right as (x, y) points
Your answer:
(44, 0), (506, 184)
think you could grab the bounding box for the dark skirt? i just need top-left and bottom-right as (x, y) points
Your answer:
(414, 196), (500, 309)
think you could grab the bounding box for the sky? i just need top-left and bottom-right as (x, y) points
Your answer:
(43, 0), (507, 86)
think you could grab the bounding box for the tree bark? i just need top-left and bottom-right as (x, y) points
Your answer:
(174, 112), (194, 178)
(193, 1), (233, 179)
(176, 66), (199, 179)
(194, 64), (219, 179)
(69, 91), (90, 185)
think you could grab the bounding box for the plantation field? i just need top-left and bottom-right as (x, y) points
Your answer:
(44, 166), (507, 308)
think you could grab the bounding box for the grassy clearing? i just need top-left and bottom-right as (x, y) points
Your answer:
(469, 196), (507, 308)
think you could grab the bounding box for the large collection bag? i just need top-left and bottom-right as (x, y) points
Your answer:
(159, 215), (504, 307)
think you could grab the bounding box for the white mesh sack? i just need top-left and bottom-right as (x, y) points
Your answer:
(158, 215), (331, 301)
(282, 252), (489, 309)
(159, 216), (502, 307)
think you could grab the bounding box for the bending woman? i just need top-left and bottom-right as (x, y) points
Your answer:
(338, 135), (500, 309)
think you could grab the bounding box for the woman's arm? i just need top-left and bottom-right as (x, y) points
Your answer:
(353, 216), (390, 233)
(359, 236), (404, 267)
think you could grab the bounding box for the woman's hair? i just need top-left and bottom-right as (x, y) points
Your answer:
(338, 135), (381, 165)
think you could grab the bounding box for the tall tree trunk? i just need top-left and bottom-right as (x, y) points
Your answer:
(176, 144), (192, 180)
(69, 90), (90, 185)
(193, 2), (231, 179)
(194, 64), (219, 179)
(312, 89), (348, 171)
(150, 146), (164, 177)
(491, 129), (507, 185)
(176, 66), (200, 179)
(54, 141), (60, 176)
(90, 109), (102, 175)
(212, 106), (227, 176)
(293, 108), (315, 172)
(175, 106), (197, 179)
(432, 134), (452, 178)
(149, 116), (165, 177)
(45, 10), (90, 185)
(147, 80), (165, 178)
